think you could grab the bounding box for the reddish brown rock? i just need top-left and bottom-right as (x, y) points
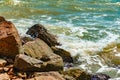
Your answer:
(0, 19), (23, 58)
(26, 24), (60, 47)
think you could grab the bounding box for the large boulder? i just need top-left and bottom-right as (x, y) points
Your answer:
(0, 17), (22, 58)
(14, 38), (63, 71)
(26, 24), (60, 47)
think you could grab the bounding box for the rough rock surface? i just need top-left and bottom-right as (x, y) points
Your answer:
(0, 16), (5, 22)
(28, 72), (65, 80)
(23, 38), (63, 71)
(26, 24), (60, 47)
(61, 68), (91, 80)
(14, 52), (63, 71)
(0, 20), (22, 58)
(23, 38), (53, 58)
(0, 58), (7, 67)
(51, 46), (73, 63)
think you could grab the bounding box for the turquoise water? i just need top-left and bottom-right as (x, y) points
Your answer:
(0, 0), (120, 79)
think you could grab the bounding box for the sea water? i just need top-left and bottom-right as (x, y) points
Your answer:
(0, 0), (120, 79)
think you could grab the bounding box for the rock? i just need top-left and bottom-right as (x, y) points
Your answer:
(0, 16), (6, 22)
(23, 38), (53, 59)
(0, 73), (10, 80)
(26, 24), (60, 47)
(14, 53), (63, 72)
(0, 67), (4, 73)
(31, 72), (65, 80)
(21, 36), (34, 45)
(22, 38), (63, 71)
(14, 54), (43, 72)
(17, 72), (27, 78)
(61, 68), (91, 80)
(0, 58), (7, 67)
(51, 46), (73, 63)
(0, 19), (23, 58)
(91, 73), (110, 80)
(4, 64), (13, 72)
(98, 43), (120, 66)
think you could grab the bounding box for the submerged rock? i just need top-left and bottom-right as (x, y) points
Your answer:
(0, 19), (23, 58)
(26, 24), (60, 47)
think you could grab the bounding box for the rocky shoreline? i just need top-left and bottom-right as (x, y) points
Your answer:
(0, 16), (111, 80)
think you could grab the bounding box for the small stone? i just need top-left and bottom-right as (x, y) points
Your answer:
(3, 67), (9, 72)
(17, 72), (27, 78)
(0, 58), (7, 67)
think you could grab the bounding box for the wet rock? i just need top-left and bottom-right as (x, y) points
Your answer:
(91, 73), (110, 80)
(26, 24), (60, 47)
(61, 68), (91, 80)
(0, 58), (7, 67)
(0, 73), (10, 80)
(98, 44), (120, 66)
(51, 46), (73, 63)
(0, 19), (23, 58)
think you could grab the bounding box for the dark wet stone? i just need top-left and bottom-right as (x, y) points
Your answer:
(91, 73), (110, 80)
